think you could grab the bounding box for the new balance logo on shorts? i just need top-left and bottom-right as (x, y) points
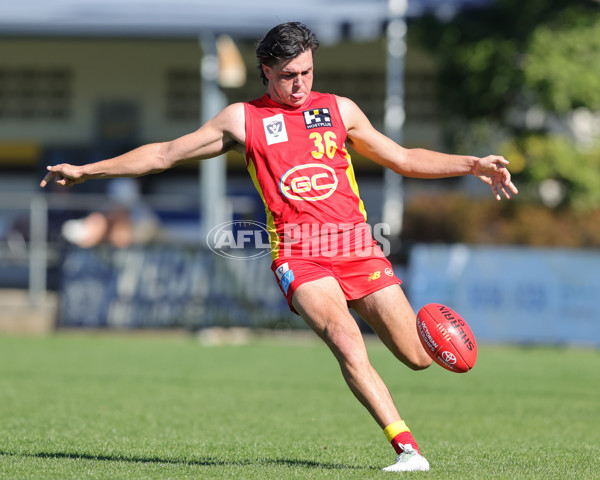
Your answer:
(303, 108), (333, 129)
(367, 269), (394, 282)
(368, 271), (381, 282)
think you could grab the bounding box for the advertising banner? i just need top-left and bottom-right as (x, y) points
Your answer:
(58, 246), (300, 330)
(408, 244), (600, 346)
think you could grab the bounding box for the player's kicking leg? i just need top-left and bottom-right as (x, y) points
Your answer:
(292, 277), (430, 472)
(348, 283), (432, 371)
(348, 283), (432, 472)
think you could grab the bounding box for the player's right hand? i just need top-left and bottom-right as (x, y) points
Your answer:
(40, 164), (85, 188)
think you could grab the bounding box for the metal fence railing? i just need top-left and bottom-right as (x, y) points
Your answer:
(0, 192), (201, 309)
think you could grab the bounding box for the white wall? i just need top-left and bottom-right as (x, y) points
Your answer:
(0, 36), (443, 150)
(0, 38), (202, 145)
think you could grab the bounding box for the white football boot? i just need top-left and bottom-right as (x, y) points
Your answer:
(382, 443), (430, 472)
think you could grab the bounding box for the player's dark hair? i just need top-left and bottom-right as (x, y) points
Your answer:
(256, 22), (320, 85)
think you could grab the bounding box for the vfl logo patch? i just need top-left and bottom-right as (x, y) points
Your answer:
(275, 262), (294, 295)
(263, 113), (288, 145)
(303, 108), (333, 130)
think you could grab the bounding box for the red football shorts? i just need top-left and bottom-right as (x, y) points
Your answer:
(271, 244), (401, 314)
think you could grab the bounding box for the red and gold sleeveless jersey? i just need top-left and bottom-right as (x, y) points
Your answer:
(244, 92), (368, 260)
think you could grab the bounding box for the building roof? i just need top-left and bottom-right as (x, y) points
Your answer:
(0, 0), (493, 41)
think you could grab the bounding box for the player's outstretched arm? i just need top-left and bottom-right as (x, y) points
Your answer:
(40, 103), (245, 188)
(40, 143), (166, 188)
(337, 96), (518, 200)
(386, 147), (518, 200)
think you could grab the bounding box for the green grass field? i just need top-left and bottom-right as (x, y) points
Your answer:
(0, 332), (598, 479)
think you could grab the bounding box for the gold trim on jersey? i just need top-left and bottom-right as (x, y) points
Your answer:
(247, 156), (281, 260)
(342, 147), (368, 221)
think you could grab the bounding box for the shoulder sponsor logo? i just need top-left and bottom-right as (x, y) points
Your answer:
(303, 108), (333, 129)
(263, 113), (288, 145)
(279, 163), (338, 201)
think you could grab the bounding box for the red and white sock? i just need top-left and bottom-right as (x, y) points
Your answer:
(383, 420), (421, 455)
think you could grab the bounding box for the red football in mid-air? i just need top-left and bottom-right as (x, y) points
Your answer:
(416, 303), (478, 373)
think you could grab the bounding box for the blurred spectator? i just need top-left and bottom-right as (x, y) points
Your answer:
(61, 178), (160, 248)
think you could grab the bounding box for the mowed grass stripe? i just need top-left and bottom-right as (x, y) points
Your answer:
(0, 334), (598, 479)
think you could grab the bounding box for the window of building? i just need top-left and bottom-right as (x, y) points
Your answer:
(165, 69), (200, 121)
(163, 68), (437, 126)
(0, 68), (72, 120)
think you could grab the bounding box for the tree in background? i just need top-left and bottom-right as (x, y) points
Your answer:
(415, 0), (600, 210)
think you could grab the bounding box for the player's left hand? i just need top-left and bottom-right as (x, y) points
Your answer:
(474, 155), (519, 200)
(40, 164), (85, 188)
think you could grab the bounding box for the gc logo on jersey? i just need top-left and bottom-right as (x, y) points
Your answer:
(279, 163), (338, 201)
(263, 113), (288, 145)
(303, 108), (333, 130)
